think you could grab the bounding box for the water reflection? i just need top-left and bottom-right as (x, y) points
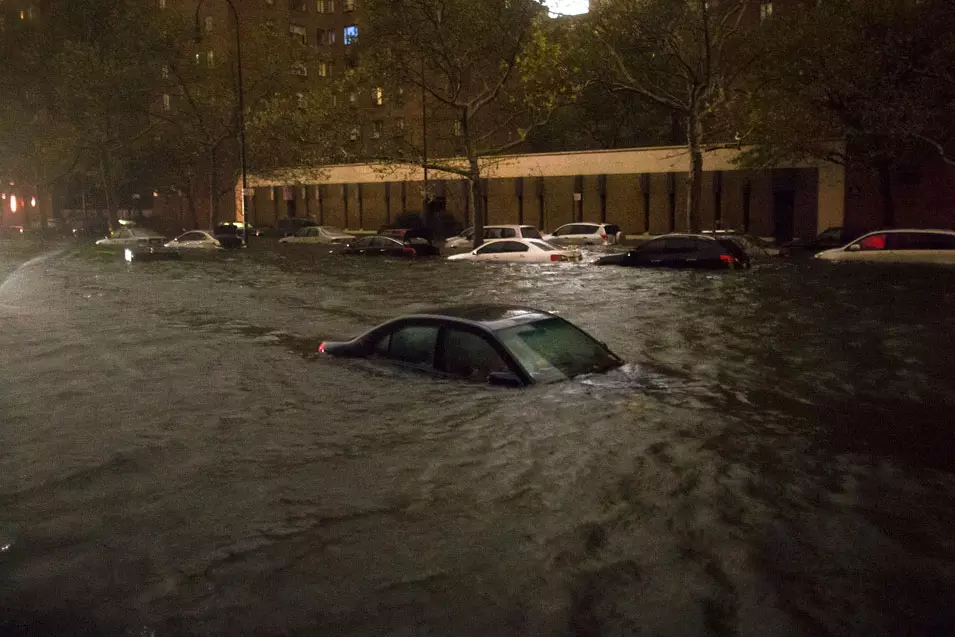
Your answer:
(1, 242), (954, 636)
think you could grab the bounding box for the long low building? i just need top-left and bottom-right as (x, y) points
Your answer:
(208, 142), (954, 241)
(232, 145), (845, 242)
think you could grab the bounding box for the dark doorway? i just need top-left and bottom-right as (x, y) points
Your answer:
(772, 190), (795, 244)
(286, 199), (297, 218)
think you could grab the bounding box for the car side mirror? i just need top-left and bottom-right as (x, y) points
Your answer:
(847, 244), (861, 252)
(487, 371), (523, 387)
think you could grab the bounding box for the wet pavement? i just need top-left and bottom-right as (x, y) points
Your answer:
(2, 239), (955, 636)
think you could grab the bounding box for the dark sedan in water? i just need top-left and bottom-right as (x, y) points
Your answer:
(342, 234), (441, 257)
(319, 305), (622, 386)
(595, 233), (750, 269)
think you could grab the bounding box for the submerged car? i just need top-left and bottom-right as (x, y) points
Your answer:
(815, 229), (955, 264)
(95, 227), (166, 247)
(447, 238), (580, 263)
(779, 227), (860, 257)
(595, 233), (750, 269)
(279, 225), (355, 244)
(343, 234), (440, 257)
(543, 222), (620, 246)
(319, 305), (623, 386)
(444, 225), (543, 249)
(165, 230), (223, 250)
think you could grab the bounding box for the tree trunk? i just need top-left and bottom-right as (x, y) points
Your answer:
(685, 112), (703, 233)
(878, 160), (895, 228)
(469, 158), (485, 251)
(186, 188), (198, 231)
(208, 146), (217, 230)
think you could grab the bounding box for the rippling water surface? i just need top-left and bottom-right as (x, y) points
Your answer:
(2, 240), (955, 636)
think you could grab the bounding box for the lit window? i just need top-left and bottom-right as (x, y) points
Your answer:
(204, 16), (213, 32)
(162, 94), (171, 111)
(453, 121), (463, 137)
(292, 62), (307, 76)
(318, 61), (331, 77)
(348, 92), (357, 104)
(207, 51), (215, 66)
(344, 25), (358, 44)
(266, 0), (274, 5)
(349, 126), (361, 141)
(344, 0), (356, 10)
(296, 92), (307, 108)
(760, 1), (773, 20)
(317, 0), (335, 11)
(372, 87), (383, 106)
(159, 0), (166, 8)
(371, 121), (383, 139)
(290, 24), (307, 45)
(161, 65), (169, 79)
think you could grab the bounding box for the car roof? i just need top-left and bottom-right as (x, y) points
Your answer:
(649, 233), (718, 241)
(398, 305), (557, 331)
(859, 229), (955, 236)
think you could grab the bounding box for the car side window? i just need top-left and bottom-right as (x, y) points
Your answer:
(476, 242), (503, 255)
(388, 324), (439, 367)
(553, 225), (570, 236)
(498, 241), (529, 253)
(441, 329), (509, 381)
(500, 228), (517, 238)
(521, 226), (542, 239)
(888, 232), (955, 250)
(854, 234), (887, 251)
(578, 224), (599, 235)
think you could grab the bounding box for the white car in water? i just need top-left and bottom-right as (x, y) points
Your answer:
(447, 238), (580, 263)
(279, 226), (355, 244)
(164, 230), (222, 250)
(815, 229), (955, 265)
(444, 224), (543, 249)
(543, 222), (621, 246)
(95, 228), (165, 247)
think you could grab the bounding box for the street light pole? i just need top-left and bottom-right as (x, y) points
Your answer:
(195, 0), (250, 247)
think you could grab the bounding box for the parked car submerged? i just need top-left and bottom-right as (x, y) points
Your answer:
(319, 305), (623, 386)
(164, 230), (223, 250)
(779, 227), (860, 257)
(444, 224), (543, 249)
(447, 238), (581, 263)
(279, 225), (355, 245)
(344, 232), (440, 257)
(95, 228), (165, 248)
(595, 233), (751, 269)
(815, 229), (955, 265)
(543, 222), (620, 246)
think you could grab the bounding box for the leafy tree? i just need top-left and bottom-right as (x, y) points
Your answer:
(584, 0), (761, 232)
(735, 0), (955, 225)
(350, 0), (573, 247)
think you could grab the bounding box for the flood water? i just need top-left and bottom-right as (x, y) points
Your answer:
(2, 240), (955, 636)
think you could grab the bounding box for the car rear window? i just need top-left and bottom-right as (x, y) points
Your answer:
(529, 240), (556, 251)
(495, 317), (620, 383)
(520, 226), (542, 239)
(603, 225), (620, 236)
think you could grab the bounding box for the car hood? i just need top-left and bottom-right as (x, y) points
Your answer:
(815, 248), (842, 260)
(447, 252), (474, 261)
(594, 253), (628, 265)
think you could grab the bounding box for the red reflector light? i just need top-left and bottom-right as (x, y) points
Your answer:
(318, 341), (326, 353)
(719, 254), (736, 264)
(402, 247), (417, 256)
(550, 253), (565, 261)
(600, 233), (608, 240)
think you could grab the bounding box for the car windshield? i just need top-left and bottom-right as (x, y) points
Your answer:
(323, 227), (345, 234)
(495, 317), (620, 383)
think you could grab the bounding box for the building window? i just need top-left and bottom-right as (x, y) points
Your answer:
(344, 25), (358, 44)
(317, 0), (335, 11)
(296, 92), (307, 108)
(204, 16), (213, 32)
(343, 0), (356, 10)
(372, 121), (383, 139)
(159, 0), (166, 8)
(372, 87), (383, 106)
(349, 126), (361, 141)
(292, 0), (307, 10)
(319, 28), (336, 45)
(318, 61), (332, 77)
(348, 91), (357, 104)
(290, 24), (307, 45)
(292, 62), (308, 76)
(760, 1), (773, 20)
(162, 94), (171, 112)
(265, 0), (274, 5)
(394, 117), (405, 133)
(453, 120), (463, 137)
(207, 51), (215, 66)
(161, 65), (169, 79)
